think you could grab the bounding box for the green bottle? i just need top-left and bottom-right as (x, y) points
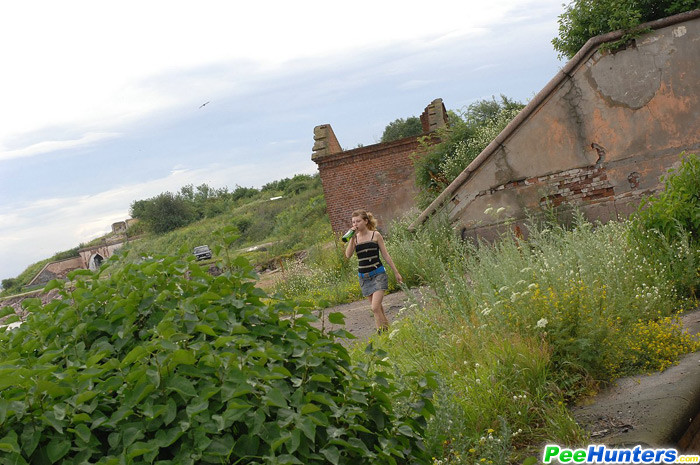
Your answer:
(341, 228), (355, 242)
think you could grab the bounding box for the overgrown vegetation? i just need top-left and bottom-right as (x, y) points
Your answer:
(122, 174), (329, 268)
(413, 96), (524, 209)
(129, 175), (321, 236)
(552, 0), (700, 59)
(1, 174), (327, 297)
(280, 153), (700, 463)
(0, 249), (435, 464)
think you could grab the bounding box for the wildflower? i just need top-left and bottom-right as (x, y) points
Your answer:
(484, 207), (494, 215)
(475, 378), (481, 384)
(536, 318), (548, 328)
(496, 207), (506, 214)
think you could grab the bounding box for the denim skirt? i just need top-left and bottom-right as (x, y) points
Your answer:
(359, 271), (388, 297)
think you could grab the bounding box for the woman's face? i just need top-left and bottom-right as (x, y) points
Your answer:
(351, 215), (367, 231)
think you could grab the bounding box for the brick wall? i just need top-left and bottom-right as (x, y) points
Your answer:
(315, 137), (426, 233)
(313, 99), (447, 233)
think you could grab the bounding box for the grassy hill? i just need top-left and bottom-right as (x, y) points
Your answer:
(0, 174), (330, 297)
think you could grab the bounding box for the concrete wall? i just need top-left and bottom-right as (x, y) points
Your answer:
(414, 11), (700, 239)
(26, 256), (84, 287)
(312, 99), (447, 233)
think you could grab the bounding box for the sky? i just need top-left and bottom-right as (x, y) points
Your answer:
(0, 0), (567, 282)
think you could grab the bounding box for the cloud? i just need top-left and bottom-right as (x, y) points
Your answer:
(0, 132), (120, 161)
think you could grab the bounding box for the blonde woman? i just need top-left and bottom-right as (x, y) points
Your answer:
(344, 209), (403, 332)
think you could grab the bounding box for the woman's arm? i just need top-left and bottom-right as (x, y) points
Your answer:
(344, 232), (357, 259)
(376, 233), (403, 283)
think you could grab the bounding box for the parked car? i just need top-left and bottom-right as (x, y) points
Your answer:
(193, 245), (212, 261)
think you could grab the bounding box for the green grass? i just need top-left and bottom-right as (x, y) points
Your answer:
(342, 210), (700, 463)
(264, 204), (700, 463)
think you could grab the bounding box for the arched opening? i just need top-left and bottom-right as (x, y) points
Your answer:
(88, 253), (104, 271)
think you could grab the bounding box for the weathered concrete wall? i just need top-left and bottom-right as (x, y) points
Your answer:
(415, 11), (700, 239)
(313, 99), (447, 233)
(26, 256), (84, 287)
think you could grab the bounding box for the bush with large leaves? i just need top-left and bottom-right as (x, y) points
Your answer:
(0, 252), (434, 464)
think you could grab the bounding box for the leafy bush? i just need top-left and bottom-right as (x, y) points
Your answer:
(381, 117), (424, 143)
(0, 251), (434, 464)
(0, 278), (17, 292)
(552, 0), (700, 59)
(630, 152), (700, 299)
(633, 153), (700, 240)
(130, 192), (197, 234)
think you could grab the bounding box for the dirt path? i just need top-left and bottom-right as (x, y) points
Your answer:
(309, 286), (430, 344)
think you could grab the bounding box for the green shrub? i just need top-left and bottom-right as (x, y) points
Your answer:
(381, 117), (423, 143)
(633, 153), (700, 240)
(552, 0), (700, 59)
(0, 251), (434, 464)
(630, 152), (700, 299)
(413, 97), (523, 208)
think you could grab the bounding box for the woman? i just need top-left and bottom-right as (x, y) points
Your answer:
(344, 209), (403, 333)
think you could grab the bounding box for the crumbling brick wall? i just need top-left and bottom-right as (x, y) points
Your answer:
(312, 99), (447, 233)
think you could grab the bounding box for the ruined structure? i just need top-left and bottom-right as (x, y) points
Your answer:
(26, 219), (137, 288)
(312, 99), (448, 233)
(414, 11), (700, 239)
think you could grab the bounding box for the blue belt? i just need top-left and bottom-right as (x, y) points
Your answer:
(358, 265), (385, 279)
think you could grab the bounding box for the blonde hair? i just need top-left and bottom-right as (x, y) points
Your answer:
(352, 209), (377, 230)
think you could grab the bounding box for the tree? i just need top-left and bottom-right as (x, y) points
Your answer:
(380, 116), (423, 143)
(131, 192), (196, 234)
(552, 0), (700, 59)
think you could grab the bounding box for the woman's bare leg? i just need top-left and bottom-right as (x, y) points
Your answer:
(368, 290), (388, 331)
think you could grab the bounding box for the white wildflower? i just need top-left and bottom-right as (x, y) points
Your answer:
(536, 318), (548, 328)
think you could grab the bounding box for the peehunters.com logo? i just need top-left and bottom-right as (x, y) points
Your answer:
(543, 445), (699, 464)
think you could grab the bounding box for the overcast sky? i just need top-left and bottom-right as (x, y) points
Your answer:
(0, 0), (566, 281)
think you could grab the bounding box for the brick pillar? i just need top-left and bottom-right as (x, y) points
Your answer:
(312, 124), (342, 160)
(420, 98), (448, 133)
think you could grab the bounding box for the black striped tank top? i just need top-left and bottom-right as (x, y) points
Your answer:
(355, 231), (383, 273)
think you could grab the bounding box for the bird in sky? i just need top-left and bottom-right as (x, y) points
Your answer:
(199, 101), (210, 109)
